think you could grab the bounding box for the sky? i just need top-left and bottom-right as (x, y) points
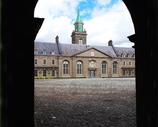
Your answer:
(34, 0), (135, 47)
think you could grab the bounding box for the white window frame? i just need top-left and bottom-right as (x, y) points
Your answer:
(63, 61), (69, 74)
(76, 61), (83, 74)
(102, 61), (107, 74)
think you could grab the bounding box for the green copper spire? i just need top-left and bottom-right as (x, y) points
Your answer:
(76, 8), (82, 22)
(74, 8), (84, 32)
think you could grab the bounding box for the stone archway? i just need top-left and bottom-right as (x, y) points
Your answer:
(122, 0), (158, 126)
(2, 0), (158, 127)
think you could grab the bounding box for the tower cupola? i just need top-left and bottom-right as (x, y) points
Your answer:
(71, 8), (87, 45)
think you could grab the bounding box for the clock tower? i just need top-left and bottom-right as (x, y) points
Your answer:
(71, 9), (87, 45)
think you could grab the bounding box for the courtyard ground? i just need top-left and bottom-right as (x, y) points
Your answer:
(35, 78), (136, 127)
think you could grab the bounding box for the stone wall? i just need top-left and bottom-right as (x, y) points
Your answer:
(34, 55), (135, 78)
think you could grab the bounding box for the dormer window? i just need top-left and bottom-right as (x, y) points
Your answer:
(41, 51), (46, 55)
(34, 49), (38, 55)
(50, 51), (55, 55)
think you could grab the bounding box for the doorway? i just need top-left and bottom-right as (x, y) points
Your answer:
(89, 70), (95, 78)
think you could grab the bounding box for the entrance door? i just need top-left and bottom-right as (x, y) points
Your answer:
(89, 70), (95, 78)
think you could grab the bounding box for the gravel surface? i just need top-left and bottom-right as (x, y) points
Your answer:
(35, 78), (136, 127)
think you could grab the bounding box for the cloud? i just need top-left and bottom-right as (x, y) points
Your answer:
(34, 0), (85, 18)
(35, 16), (73, 43)
(83, 1), (135, 46)
(34, 0), (135, 47)
(95, 0), (112, 6)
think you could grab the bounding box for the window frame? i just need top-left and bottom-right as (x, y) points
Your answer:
(63, 61), (69, 74)
(43, 70), (46, 76)
(34, 59), (37, 64)
(52, 70), (55, 76)
(113, 62), (118, 74)
(102, 61), (107, 74)
(52, 60), (54, 64)
(76, 61), (83, 74)
(43, 59), (46, 65)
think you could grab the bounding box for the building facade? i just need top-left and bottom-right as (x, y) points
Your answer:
(34, 10), (135, 79)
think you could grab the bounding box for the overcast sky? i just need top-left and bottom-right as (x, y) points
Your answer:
(34, 0), (135, 47)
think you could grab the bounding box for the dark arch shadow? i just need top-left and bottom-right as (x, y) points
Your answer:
(1, 0), (158, 127)
(123, 0), (158, 127)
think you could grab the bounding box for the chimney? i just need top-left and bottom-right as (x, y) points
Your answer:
(108, 40), (113, 46)
(55, 35), (61, 54)
(55, 35), (59, 43)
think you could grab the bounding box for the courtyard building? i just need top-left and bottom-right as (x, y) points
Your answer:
(34, 10), (135, 79)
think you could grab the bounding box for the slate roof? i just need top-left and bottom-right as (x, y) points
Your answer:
(60, 43), (87, 56)
(34, 42), (135, 58)
(114, 47), (135, 57)
(34, 42), (59, 55)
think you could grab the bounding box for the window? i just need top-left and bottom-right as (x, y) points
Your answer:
(79, 39), (83, 44)
(129, 61), (132, 65)
(132, 54), (135, 57)
(123, 70), (126, 76)
(43, 59), (46, 64)
(63, 61), (69, 74)
(52, 70), (55, 76)
(77, 61), (83, 74)
(34, 50), (38, 55)
(102, 61), (107, 74)
(52, 60), (54, 64)
(50, 51), (55, 55)
(34, 70), (38, 76)
(43, 70), (46, 76)
(123, 61), (126, 65)
(34, 59), (37, 64)
(43, 50), (46, 55)
(113, 62), (118, 74)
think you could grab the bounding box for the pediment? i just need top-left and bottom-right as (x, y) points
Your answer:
(74, 48), (111, 58)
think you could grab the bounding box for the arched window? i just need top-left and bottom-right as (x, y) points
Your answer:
(63, 61), (69, 74)
(113, 62), (118, 74)
(76, 61), (83, 74)
(102, 61), (107, 74)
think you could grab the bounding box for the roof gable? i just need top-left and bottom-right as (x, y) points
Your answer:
(73, 47), (112, 58)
